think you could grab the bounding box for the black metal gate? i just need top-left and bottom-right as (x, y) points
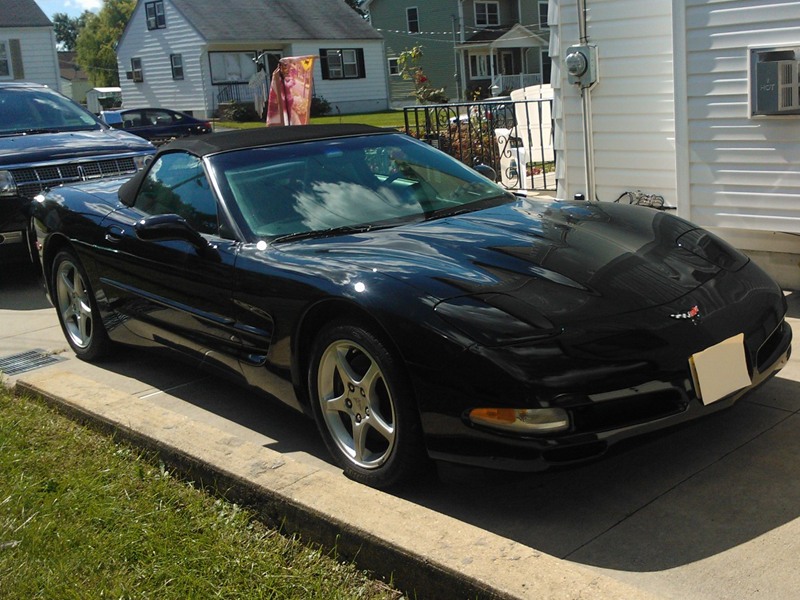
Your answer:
(403, 98), (555, 191)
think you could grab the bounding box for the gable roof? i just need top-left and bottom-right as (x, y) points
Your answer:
(0, 0), (52, 27)
(170, 0), (382, 41)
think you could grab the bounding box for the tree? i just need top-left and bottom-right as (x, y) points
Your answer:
(344, 0), (366, 17)
(398, 46), (449, 104)
(75, 0), (136, 87)
(53, 12), (90, 51)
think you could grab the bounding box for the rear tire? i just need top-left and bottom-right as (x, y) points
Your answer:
(309, 320), (428, 489)
(52, 249), (113, 362)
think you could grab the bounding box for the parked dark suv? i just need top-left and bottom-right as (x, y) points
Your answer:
(0, 82), (155, 263)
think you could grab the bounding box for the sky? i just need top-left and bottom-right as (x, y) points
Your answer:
(36, 0), (102, 20)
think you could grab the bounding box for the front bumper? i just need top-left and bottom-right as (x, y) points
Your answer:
(424, 318), (791, 471)
(0, 194), (34, 262)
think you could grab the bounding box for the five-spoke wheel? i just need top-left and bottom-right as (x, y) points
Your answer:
(52, 250), (112, 361)
(309, 321), (427, 488)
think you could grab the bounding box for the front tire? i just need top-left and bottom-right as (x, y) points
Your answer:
(309, 321), (427, 489)
(52, 249), (112, 361)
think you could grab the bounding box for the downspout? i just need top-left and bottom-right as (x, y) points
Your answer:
(577, 0), (596, 200)
(458, 0), (466, 99)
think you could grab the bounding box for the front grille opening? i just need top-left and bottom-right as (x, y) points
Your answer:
(571, 389), (686, 433)
(0, 350), (63, 376)
(541, 441), (607, 464)
(757, 322), (788, 372)
(12, 157), (138, 198)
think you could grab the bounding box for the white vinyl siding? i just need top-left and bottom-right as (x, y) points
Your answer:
(292, 40), (388, 114)
(552, 0), (677, 204)
(681, 0), (800, 233)
(117, 1), (207, 116)
(0, 28), (59, 88)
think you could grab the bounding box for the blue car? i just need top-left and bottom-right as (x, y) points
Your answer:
(0, 82), (154, 264)
(102, 107), (212, 145)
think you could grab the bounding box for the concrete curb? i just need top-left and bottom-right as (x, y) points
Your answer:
(14, 369), (660, 599)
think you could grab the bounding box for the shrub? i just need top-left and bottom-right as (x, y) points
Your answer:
(310, 95), (331, 117)
(217, 102), (259, 122)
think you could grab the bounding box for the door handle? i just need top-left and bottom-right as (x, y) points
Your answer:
(104, 225), (126, 243)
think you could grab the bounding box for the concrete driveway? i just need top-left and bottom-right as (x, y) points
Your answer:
(2, 261), (799, 599)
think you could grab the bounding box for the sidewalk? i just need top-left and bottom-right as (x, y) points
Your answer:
(2, 263), (799, 599)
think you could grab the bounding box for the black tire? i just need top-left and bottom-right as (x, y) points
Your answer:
(308, 320), (428, 489)
(51, 249), (113, 362)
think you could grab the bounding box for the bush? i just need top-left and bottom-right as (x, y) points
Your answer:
(310, 95), (331, 117)
(217, 102), (259, 122)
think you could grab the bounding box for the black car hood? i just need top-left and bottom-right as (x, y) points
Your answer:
(284, 199), (732, 324)
(0, 129), (152, 166)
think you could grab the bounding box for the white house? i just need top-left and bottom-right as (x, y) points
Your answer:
(550, 0), (800, 287)
(115, 0), (389, 118)
(0, 0), (59, 89)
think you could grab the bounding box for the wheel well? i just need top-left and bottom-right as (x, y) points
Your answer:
(41, 234), (74, 294)
(292, 299), (401, 410)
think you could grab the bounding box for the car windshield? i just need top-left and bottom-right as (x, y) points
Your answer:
(0, 87), (101, 136)
(208, 133), (513, 240)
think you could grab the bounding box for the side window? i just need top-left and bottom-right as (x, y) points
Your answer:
(135, 152), (220, 236)
(147, 109), (173, 125)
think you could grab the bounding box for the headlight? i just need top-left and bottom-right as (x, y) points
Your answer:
(0, 170), (17, 197)
(133, 153), (155, 171)
(676, 228), (748, 271)
(469, 407), (570, 434)
(434, 293), (561, 346)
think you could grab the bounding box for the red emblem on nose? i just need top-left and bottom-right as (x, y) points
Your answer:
(670, 305), (701, 322)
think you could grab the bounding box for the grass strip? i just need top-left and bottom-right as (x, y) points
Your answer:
(0, 390), (400, 599)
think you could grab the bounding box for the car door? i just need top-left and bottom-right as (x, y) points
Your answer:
(143, 109), (184, 142)
(97, 151), (243, 372)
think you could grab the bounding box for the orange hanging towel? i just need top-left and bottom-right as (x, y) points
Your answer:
(266, 55), (317, 127)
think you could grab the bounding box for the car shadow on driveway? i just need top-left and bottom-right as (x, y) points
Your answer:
(403, 380), (800, 571)
(0, 262), (50, 310)
(102, 336), (800, 573)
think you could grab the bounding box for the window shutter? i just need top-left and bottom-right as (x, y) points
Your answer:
(319, 49), (330, 80)
(356, 49), (365, 79)
(10, 39), (24, 80)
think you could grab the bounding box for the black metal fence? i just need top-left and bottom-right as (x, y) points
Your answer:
(403, 98), (555, 191)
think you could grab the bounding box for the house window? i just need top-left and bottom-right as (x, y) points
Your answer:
(475, 2), (499, 27)
(171, 54), (183, 80)
(0, 42), (9, 78)
(131, 57), (143, 82)
(209, 51), (258, 84)
(469, 53), (494, 79)
(145, 1), (166, 30)
(406, 7), (419, 33)
(388, 57), (399, 76)
(320, 49), (365, 80)
(538, 1), (549, 28)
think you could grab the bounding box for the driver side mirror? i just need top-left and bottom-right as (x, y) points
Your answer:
(134, 214), (219, 260)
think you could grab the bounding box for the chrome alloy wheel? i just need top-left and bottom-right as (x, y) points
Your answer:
(55, 258), (94, 349)
(316, 340), (397, 470)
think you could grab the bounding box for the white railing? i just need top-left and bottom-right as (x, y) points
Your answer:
(492, 73), (542, 94)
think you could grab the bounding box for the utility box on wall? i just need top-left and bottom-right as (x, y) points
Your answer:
(750, 46), (800, 116)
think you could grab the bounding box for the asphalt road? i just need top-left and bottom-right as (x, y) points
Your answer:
(3, 261), (800, 599)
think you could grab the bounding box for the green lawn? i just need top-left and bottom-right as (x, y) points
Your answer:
(0, 390), (400, 599)
(217, 110), (407, 130)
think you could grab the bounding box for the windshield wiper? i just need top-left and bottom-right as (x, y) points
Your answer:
(270, 224), (376, 244)
(427, 194), (513, 220)
(15, 128), (63, 135)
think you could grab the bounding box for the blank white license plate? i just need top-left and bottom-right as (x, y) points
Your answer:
(689, 333), (752, 405)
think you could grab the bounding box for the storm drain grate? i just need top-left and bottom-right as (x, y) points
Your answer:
(0, 350), (63, 376)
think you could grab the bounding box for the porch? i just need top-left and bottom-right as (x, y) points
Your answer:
(458, 23), (550, 98)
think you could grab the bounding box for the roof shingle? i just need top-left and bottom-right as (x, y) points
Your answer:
(0, 0), (51, 27)
(171, 0), (381, 41)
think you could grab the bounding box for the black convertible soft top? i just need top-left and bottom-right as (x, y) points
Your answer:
(118, 123), (399, 206)
(162, 123), (395, 156)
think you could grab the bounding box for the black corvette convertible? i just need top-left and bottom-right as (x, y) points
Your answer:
(32, 124), (792, 488)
